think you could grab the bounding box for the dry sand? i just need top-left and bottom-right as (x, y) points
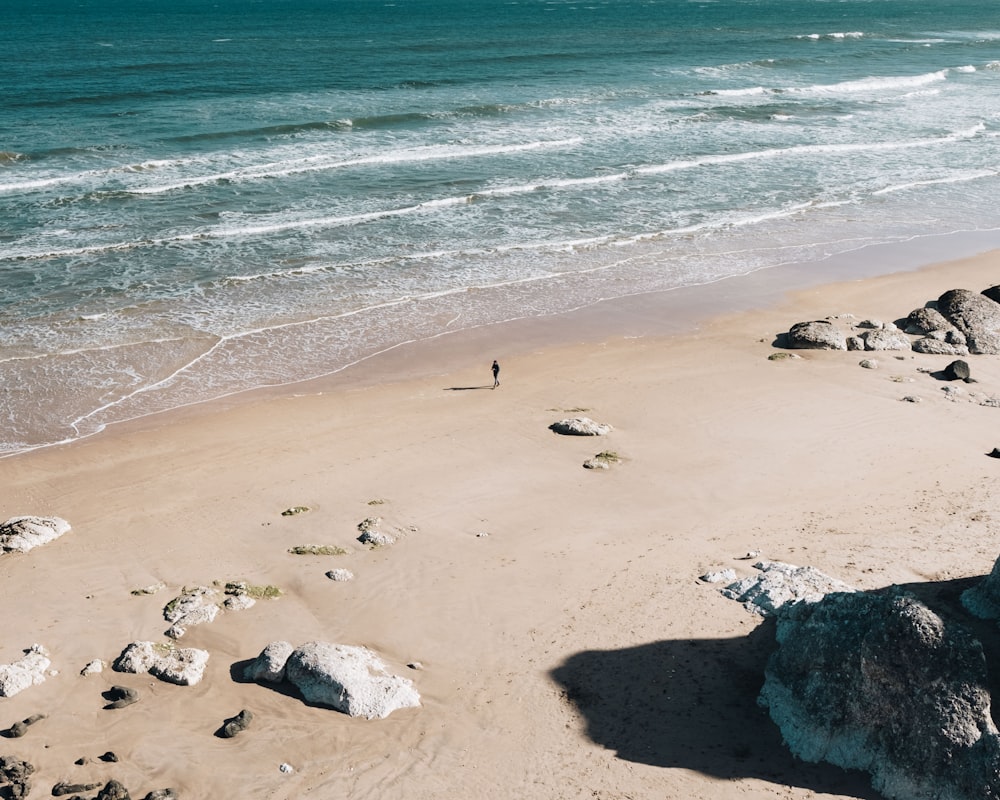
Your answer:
(4, 250), (1000, 800)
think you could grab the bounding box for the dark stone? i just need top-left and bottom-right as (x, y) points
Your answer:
(904, 306), (954, 335)
(0, 755), (34, 800)
(219, 709), (254, 739)
(53, 781), (103, 796)
(141, 790), (179, 800)
(74, 757), (89, 766)
(759, 590), (1000, 800)
(943, 359), (972, 382)
(99, 751), (119, 763)
(96, 780), (131, 800)
(3, 713), (45, 739)
(982, 285), (1000, 305)
(104, 685), (139, 710)
(990, 448), (1000, 459)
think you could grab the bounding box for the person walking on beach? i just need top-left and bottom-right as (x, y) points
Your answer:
(492, 359), (500, 389)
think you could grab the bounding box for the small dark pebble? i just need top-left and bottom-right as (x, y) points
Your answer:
(99, 752), (119, 763)
(989, 448), (1000, 459)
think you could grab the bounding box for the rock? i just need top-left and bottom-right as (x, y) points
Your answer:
(938, 289), (1000, 353)
(787, 320), (847, 350)
(80, 659), (104, 676)
(0, 516), (71, 554)
(0, 645), (51, 698)
(53, 781), (103, 796)
(582, 457), (611, 469)
(943, 359), (972, 382)
(96, 780), (131, 800)
(856, 318), (884, 329)
(989, 448), (1000, 459)
(858, 359), (878, 369)
(141, 791), (178, 800)
(912, 337), (969, 356)
(100, 752), (119, 763)
(358, 528), (395, 546)
(983, 285), (1000, 305)
(285, 642), (421, 719)
(904, 306), (956, 335)
(325, 569), (354, 582)
(549, 417), (614, 436)
(4, 713), (45, 738)
(861, 327), (911, 351)
(699, 568), (737, 584)
(0, 755), (34, 800)
(759, 590), (1000, 800)
(163, 586), (220, 639)
(244, 641), (295, 684)
(720, 560), (856, 616)
(279, 763), (294, 774)
(113, 641), (209, 686)
(767, 351), (801, 361)
(220, 709), (253, 738)
(104, 685), (140, 710)
(961, 554), (1000, 620)
(223, 593), (256, 611)
(281, 506), (310, 516)
(845, 336), (865, 351)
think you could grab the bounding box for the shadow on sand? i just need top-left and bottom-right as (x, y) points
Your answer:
(445, 385), (495, 391)
(551, 575), (998, 799)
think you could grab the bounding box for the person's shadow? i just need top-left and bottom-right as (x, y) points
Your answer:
(444, 385), (494, 391)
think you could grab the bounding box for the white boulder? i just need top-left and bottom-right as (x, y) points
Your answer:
(114, 641), (209, 686)
(0, 516), (71, 553)
(0, 645), (51, 697)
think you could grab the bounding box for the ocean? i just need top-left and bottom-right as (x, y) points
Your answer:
(4, 0), (1000, 455)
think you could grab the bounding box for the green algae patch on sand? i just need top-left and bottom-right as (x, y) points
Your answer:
(288, 544), (348, 556)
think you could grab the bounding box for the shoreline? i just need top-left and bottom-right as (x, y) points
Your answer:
(4, 247), (1000, 799)
(9, 226), (1000, 461)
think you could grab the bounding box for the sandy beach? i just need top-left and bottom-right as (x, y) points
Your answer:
(5, 250), (1000, 800)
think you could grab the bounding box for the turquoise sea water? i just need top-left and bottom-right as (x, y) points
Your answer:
(4, 0), (1000, 453)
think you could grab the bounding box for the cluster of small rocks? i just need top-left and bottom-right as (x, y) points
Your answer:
(784, 286), (1000, 356)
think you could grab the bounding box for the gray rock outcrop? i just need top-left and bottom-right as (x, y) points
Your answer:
(97, 780), (131, 800)
(787, 320), (847, 350)
(759, 590), (1000, 800)
(104, 685), (140, 710)
(720, 561), (856, 616)
(0, 516), (71, 554)
(114, 641), (209, 686)
(549, 417), (614, 436)
(0, 645), (51, 698)
(938, 289), (1000, 354)
(246, 641), (421, 719)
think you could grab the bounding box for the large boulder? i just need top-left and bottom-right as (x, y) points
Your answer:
(284, 642), (420, 719)
(0, 516), (71, 554)
(787, 320), (847, 351)
(937, 289), (1000, 354)
(861, 327), (911, 351)
(759, 590), (1000, 800)
(0, 645), (50, 698)
(113, 641), (209, 686)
